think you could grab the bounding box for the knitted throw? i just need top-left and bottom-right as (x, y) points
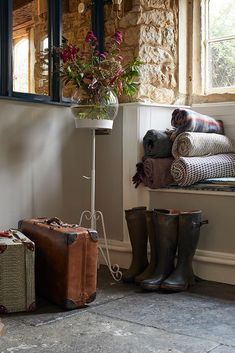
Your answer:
(171, 153), (235, 186)
(172, 132), (235, 159)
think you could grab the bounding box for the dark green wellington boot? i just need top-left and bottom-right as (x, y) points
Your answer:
(141, 209), (179, 291)
(161, 210), (208, 292)
(135, 210), (157, 284)
(122, 207), (149, 283)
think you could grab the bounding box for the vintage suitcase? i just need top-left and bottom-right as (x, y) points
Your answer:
(18, 217), (98, 310)
(0, 229), (36, 314)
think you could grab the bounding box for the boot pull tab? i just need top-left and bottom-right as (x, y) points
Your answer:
(200, 220), (208, 227)
(192, 220), (208, 227)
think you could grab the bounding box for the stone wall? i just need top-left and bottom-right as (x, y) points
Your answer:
(104, 0), (179, 104)
(33, 0), (92, 97)
(13, 0), (179, 103)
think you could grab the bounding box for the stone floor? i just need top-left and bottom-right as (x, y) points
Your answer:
(1, 266), (235, 353)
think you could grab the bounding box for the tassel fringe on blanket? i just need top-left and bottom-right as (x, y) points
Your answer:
(133, 157), (174, 189)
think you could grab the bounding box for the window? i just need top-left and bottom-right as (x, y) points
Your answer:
(0, 0), (104, 104)
(12, 0), (49, 95)
(203, 0), (235, 94)
(13, 38), (29, 92)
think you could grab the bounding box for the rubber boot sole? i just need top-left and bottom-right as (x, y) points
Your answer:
(141, 283), (161, 291)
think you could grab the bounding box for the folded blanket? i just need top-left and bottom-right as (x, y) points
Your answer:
(171, 153), (235, 186)
(172, 132), (235, 159)
(170, 108), (224, 140)
(143, 130), (173, 158)
(202, 177), (235, 185)
(132, 157), (174, 189)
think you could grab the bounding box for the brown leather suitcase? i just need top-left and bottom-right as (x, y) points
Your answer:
(18, 217), (98, 310)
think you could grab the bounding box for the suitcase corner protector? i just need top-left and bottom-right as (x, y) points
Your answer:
(64, 232), (77, 245)
(64, 299), (79, 310)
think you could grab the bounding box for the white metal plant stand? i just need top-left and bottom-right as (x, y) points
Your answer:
(78, 127), (122, 281)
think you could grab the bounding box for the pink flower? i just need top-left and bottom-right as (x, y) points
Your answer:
(85, 31), (97, 42)
(117, 55), (124, 61)
(99, 53), (106, 59)
(58, 45), (78, 63)
(113, 31), (123, 44)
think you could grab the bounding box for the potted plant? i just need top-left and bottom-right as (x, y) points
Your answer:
(55, 31), (141, 129)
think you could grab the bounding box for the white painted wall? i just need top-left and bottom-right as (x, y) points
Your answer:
(0, 99), (92, 228)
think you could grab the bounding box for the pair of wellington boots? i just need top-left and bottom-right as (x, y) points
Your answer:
(122, 207), (207, 291)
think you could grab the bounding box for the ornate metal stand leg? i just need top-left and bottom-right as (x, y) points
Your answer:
(79, 129), (122, 281)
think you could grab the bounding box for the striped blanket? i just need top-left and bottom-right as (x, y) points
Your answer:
(170, 108), (224, 140)
(171, 153), (235, 186)
(172, 132), (235, 159)
(143, 130), (173, 158)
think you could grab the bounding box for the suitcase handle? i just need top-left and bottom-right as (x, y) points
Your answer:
(46, 217), (63, 226)
(38, 217), (80, 229)
(0, 230), (12, 238)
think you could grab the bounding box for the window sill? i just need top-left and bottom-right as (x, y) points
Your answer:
(148, 188), (235, 197)
(192, 93), (235, 104)
(0, 95), (71, 107)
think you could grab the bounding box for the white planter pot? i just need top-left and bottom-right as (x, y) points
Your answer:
(74, 118), (113, 130)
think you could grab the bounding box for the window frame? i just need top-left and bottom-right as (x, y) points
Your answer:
(0, 0), (104, 104)
(202, 0), (235, 95)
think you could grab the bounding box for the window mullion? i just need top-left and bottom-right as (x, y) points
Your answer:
(49, 0), (62, 102)
(92, 0), (104, 53)
(205, 0), (210, 94)
(0, 0), (12, 96)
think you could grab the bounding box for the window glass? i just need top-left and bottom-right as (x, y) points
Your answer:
(205, 0), (235, 91)
(12, 0), (49, 95)
(208, 0), (235, 38)
(208, 40), (235, 89)
(13, 38), (29, 92)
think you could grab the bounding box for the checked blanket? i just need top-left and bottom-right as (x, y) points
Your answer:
(171, 153), (235, 186)
(170, 108), (224, 140)
(172, 132), (235, 159)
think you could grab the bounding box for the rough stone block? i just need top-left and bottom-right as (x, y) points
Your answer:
(140, 25), (162, 45)
(140, 0), (170, 9)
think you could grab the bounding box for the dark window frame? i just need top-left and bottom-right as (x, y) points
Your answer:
(0, 0), (104, 104)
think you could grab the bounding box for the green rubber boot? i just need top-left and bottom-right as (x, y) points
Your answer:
(141, 209), (179, 291)
(161, 210), (208, 292)
(135, 210), (157, 284)
(122, 207), (149, 283)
